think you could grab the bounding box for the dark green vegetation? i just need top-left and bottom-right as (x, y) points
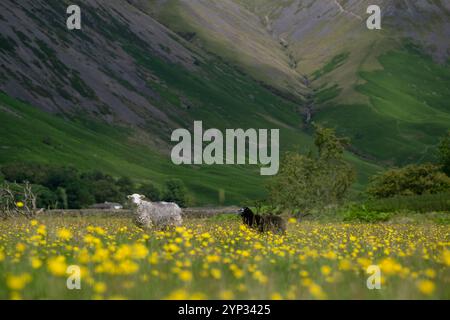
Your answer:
(367, 163), (450, 199)
(342, 205), (393, 223)
(0, 162), (192, 209)
(365, 193), (450, 214)
(162, 179), (191, 208)
(341, 192), (450, 223)
(340, 141), (450, 222)
(1, 163), (131, 209)
(312, 53), (350, 80)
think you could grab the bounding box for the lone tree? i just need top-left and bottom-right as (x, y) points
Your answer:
(267, 124), (355, 214)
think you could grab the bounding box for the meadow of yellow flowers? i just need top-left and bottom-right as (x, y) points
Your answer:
(0, 215), (448, 300)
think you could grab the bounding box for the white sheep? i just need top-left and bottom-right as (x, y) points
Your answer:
(128, 194), (183, 229)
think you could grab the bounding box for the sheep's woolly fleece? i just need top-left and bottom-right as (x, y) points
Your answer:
(133, 198), (183, 228)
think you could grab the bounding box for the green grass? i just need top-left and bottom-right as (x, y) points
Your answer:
(314, 84), (342, 105)
(315, 46), (450, 165)
(0, 93), (267, 205)
(312, 53), (350, 80)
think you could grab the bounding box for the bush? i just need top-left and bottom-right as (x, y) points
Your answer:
(32, 185), (58, 209)
(163, 179), (190, 208)
(91, 180), (122, 203)
(117, 177), (134, 196)
(342, 205), (392, 223)
(65, 180), (95, 209)
(56, 187), (68, 209)
(367, 164), (450, 199)
(138, 182), (161, 201)
(1, 162), (49, 185)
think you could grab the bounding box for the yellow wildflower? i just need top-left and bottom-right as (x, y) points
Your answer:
(47, 256), (68, 276)
(309, 283), (327, 300)
(94, 282), (107, 294)
(30, 257), (43, 269)
(321, 265), (332, 276)
(179, 270), (193, 282)
(219, 290), (234, 300)
(57, 228), (73, 241)
(417, 280), (435, 295)
(6, 273), (32, 291)
(211, 268), (222, 279)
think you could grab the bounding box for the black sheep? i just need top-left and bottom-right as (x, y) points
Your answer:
(238, 207), (286, 234)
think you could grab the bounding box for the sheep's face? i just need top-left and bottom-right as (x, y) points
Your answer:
(128, 194), (145, 205)
(238, 207), (253, 217)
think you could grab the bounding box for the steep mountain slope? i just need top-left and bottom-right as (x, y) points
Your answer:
(0, 0), (206, 151)
(153, 0), (450, 164)
(236, 0), (450, 66)
(142, 0), (308, 98)
(152, 0), (449, 96)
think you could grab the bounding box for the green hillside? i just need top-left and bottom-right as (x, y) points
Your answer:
(149, 1), (450, 169)
(0, 92), (264, 205)
(0, 86), (382, 205)
(315, 44), (450, 165)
